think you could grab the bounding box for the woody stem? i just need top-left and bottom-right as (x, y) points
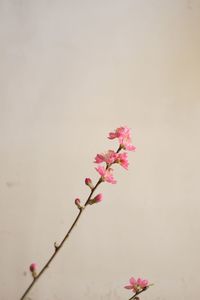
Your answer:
(19, 146), (122, 300)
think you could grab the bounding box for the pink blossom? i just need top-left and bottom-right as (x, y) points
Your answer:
(108, 126), (136, 151)
(116, 152), (129, 170)
(94, 150), (118, 165)
(137, 278), (149, 288)
(108, 126), (130, 140)
(95, 150), (129, 170)
(124, 277), (149, 293)
(95, 165), (116, 184)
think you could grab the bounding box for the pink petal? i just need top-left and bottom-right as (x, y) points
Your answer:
(124, 285), (133, 290)
(130, 277), (136, 285)
(141, 280), (148, 287)
(108, 132), (117, 139)
(126, 144), (136, 151)
(95, 165), (105, 176)
(94, 154), (104, 163)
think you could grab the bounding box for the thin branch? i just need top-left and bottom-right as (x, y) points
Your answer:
(19, 147), (121, 300)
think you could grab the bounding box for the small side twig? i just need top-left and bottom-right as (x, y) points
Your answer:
(129, 286), (149, 300)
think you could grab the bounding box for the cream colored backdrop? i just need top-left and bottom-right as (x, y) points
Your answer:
(0, 1), (200, 299)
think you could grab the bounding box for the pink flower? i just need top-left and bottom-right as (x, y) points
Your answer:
(95, 150), (129, 170)
(95, 165), (116, 184)
(116, 152), (129, 170)
(124, 277), (149, 293)
(108, 126), (136, 151)
(94, 150), (118, 165)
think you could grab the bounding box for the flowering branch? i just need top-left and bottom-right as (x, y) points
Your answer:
(19, 126), (136, 300)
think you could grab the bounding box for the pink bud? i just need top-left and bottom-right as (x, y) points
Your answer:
(85, 178), (91, 185)
(30, 263), (37, 279)
(75, 198), (81, 205)
(88, 193), (103, 205)
(29, 263), (37, 272)
(75, 198), (82, 209)
(94, 193), (103, 203)
(85, 177), (94, 189)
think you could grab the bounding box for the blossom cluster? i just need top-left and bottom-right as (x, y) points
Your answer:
(74, 126), (136, 207)
(95, 126), (136, 184)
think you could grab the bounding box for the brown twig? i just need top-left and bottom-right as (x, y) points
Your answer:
(128, 287), (149, 300)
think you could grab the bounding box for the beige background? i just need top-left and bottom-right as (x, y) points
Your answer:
(0, 0), (200, 299)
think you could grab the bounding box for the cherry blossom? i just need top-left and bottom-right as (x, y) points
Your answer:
(94, 150), (118, 164)
(95, 165), (116, 184)
(124, 277), (149, 293)
(108, 126), (136, 151)
(116, 152), (129, 170)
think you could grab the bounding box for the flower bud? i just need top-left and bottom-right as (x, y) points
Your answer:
(29, 263), (37, 279)
(85, 178), (94, 189)
(75, 198), (82, 209)
(94, 193), (103, 203)
(88, 193), (103, 205)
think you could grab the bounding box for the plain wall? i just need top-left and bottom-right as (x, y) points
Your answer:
(0, 0), (200, 299)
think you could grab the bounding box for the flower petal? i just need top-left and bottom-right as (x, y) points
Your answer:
(124, 285), (133, 290)
(130, 277), (136, 285)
